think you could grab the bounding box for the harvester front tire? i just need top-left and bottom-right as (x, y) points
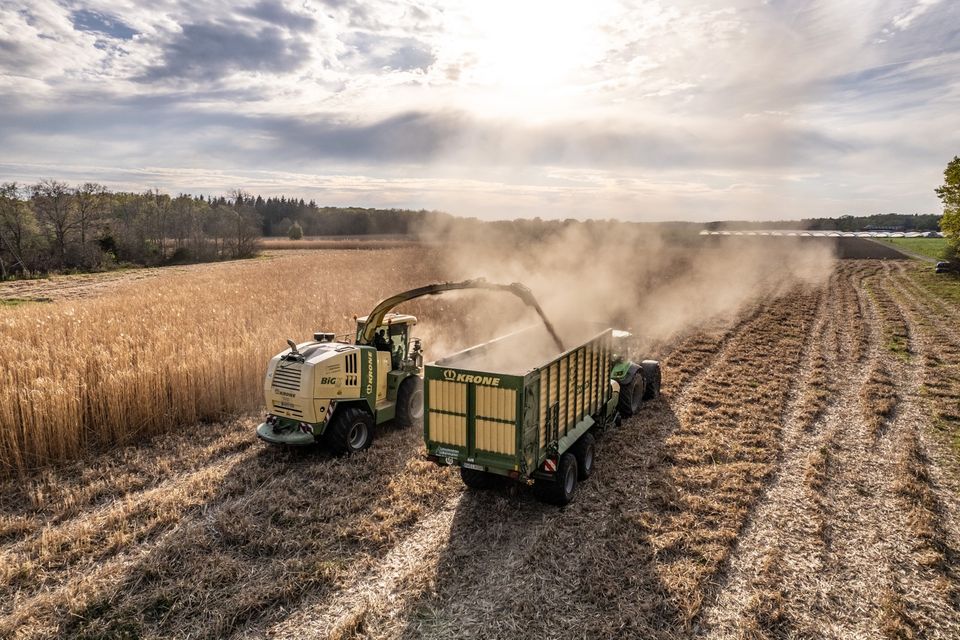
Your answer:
(396, 376), (424, 428)
(641, 360), (662, 401)
(617, 373), (644, 417)
(571, 432), (596, 481)
(534, 453), (578, 506)
(327, 407), (374, 455)
(460, 466), (497, 490)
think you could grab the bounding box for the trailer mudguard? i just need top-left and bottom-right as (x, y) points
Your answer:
(611, 361), (640, 386)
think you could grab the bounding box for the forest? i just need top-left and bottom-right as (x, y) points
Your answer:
(0, 181), (261, 278)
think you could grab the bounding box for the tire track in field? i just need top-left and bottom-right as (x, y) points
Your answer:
(695, 259), (958, 639)
(869, 264), (960, 637)
(789, 262), (911, 638)
(714, 259), (960, 639)
(695, 264), (858, 638)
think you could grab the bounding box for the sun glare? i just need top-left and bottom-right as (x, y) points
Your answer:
(445, 0), (619, 114)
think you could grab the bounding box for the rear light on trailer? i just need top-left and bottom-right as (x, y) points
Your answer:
(508, 470), (520, 480)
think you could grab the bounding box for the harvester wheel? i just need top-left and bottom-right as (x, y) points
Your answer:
(617, 373), (644, 417)
(396, 376), (424, 428)
(571, 432), (596, 481)
(534, 453), (578, 506)
(327, 406), (374, 455)
(641, 360), (662, 401)
(460, 466), (497, 490)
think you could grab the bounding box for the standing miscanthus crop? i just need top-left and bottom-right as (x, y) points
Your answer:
(0, 249), (441, 474)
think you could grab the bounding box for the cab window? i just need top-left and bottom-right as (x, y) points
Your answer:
(388, 324), (409, 367)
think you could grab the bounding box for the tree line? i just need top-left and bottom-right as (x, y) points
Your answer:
(709, 213), (942, 232)
(246, 194), (443, 237)
(0, 181), (261, 279)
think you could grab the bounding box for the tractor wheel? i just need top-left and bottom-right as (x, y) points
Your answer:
(460, 466), (498, 490)
(641, 360), (662, 401)
(327, 406), (374, 455)
(533, 453), (578, 506)
(395, 376), (424, 428)
(571, 432), (596, 481)
(617, 372), (644, 417)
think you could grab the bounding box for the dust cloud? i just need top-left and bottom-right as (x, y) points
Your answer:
(415, 220), (835, 370)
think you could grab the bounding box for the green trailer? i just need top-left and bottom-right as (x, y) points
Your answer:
(424, 324), (661, 505)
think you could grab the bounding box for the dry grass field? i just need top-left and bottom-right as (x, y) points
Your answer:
(260, 236), (419, 251)
(2, 243), (960, 639)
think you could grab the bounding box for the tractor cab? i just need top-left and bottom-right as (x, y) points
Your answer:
(356, 313), (417, 370)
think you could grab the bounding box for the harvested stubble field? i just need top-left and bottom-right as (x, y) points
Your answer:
(2, 245), (960, 639)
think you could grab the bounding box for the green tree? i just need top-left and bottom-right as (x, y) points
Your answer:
(936, 155), (960, 263)
(287, 221), (303, 240)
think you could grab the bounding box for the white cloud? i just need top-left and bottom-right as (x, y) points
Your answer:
(0, 0), (958, 220)
(890, 0), (942, 31)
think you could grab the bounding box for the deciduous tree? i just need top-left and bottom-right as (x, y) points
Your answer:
(936, 155), (960, 263)
(31, 179), (76, 267)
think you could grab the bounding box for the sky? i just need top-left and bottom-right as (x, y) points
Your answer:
(0, 0), (958, 221)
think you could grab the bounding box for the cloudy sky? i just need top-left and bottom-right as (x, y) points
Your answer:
(0, 0), (958, 221)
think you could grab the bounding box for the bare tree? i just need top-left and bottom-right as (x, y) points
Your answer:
(74, 182), (109, 246)
(149, 189), (171, 260)
(31, 179), (76, 267)
(233, 205), (262, 258)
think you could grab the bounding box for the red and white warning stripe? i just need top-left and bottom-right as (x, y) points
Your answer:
(543, 458), (557, 472)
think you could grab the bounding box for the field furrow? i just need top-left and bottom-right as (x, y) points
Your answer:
(698, 260), (960, 639)
(696, 262), (865, 638)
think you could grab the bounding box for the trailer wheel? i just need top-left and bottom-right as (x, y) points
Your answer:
(572, 432), (596, 481)
(326, 406), (374, 455)
(534, 453), (578, 506)
(617, 374), (644, 417)
(460, 466), (497, 490)
(641, 360), (662, 401)
(395, 376), (424, 428)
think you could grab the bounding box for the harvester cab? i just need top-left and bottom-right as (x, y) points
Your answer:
(357, 313), (418, 371)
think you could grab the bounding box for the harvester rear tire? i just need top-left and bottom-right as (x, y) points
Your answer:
(571, 432), (596, 481)
(327, 406), (374, 455)
(460, 466), (498, 490)
(534, 453), (578, 506)
(641, 360), (661, 401)
(396, 376), (424, 428)
(617, 374), (644, 417)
